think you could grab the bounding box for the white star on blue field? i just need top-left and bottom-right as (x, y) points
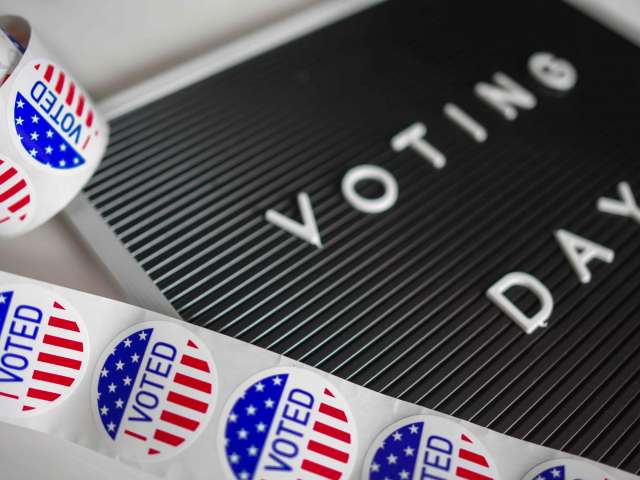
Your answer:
(14, 93), (85, 170)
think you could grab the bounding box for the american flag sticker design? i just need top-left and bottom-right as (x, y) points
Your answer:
(0, 155), (34, 236)
(93, 321), (217, 461)
(0, 284), (88, 417)
(363, 415), (500, 480)
(9, 59), (104, 171)
(520, 458), (612, 480)
(220, 366), (357, 480)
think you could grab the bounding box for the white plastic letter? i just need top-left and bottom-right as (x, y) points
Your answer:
(342, 164), (398, 214)
(474, 72), (537, 121)
(443, 103), (487, 143)
(528, 52), (577, 92)
(555, 229), (614, 284)
(486, 272), (553, 335)
(597, 181), (640, 224)
(265, 192), (322, 248)
(391, 122), (446, 169)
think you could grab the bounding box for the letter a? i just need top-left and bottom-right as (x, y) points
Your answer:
(265, 192), (322, 248)
(487, 272), (553, 334)
(555, 229), (614, 284)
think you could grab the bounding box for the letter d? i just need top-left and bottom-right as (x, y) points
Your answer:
(486, 272), (553, 335)
(288, 388), (314, 409)
(151, 341), (177, 361)
(30, 80), (47, 103)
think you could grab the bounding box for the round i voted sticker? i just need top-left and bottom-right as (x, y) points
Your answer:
(9, 59), (103, 171)
(0, 154), (34, 235)
(363, 415), (501, 480)
(0, 284), (89, 417)
(520, 458), (614, 480)
(219, 366), (358, 480)
(93, 321), (217, 461)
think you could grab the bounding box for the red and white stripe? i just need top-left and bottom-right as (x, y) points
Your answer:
(123, 338), (214, 457)
(34, 63), (95, 129)
(0, 158), (30, 224)
(301, 387), (353, 480)
(455, 434), (495, 480)
(20, 301), (85, 412)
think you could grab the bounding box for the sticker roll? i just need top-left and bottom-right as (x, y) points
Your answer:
(0, 28), (23, 86)
(0, 269), (636, 480)
(0, 16), (109, 237)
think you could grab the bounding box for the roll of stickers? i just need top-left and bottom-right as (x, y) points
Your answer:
(0, 16), (108, 237)
(0, 270), (635, 480)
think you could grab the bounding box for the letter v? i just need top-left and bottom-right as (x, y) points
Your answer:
(597, 182), (640, 224)
(128, 403), (152, 422)
(0, 365), (22, 382)
(265, 192), (323, 248)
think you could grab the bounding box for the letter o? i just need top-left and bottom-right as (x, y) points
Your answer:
(341, 164), (398, 214)
(136, 391), (159, 410)
(272, 438), (298, 458)
(1, 353), (28, 370)
(528, 52), (577, 92)
(61, 113), (75, 132)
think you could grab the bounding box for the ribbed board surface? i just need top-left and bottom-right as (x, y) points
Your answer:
(83, 0), (640, 472)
